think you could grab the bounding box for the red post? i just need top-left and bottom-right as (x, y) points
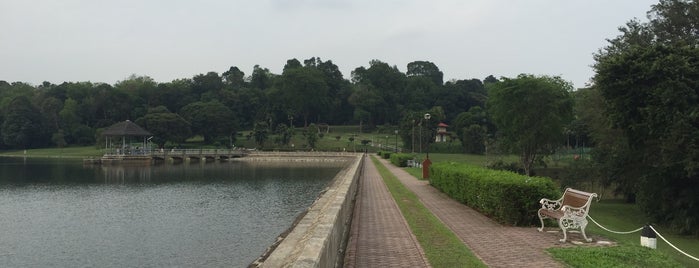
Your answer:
(422, 158), (432, 179)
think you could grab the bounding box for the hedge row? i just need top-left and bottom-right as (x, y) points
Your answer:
(380, 151), (392, 159)
(430, 162), (560, 226)
(389, 153), (415, 167)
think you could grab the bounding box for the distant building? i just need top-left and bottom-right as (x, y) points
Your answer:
(435, 122), (449, 142)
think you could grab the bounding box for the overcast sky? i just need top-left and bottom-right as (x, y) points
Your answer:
(1, 0), (658, 88)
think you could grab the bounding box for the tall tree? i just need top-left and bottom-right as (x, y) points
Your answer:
(406, 60), (444, 86)
(135, 106), (192, 148)
(250, 65), (274, 90)
(192, 72), (223, 97)
(180, 101), (236, 144)
(222, 66), (246, 89)
(351, 60), (407, 124)
(276, 65), (330, 126)
(1, 96), (47, 148)
(592, 0), (699, 235)
(487, 74), (574, 176)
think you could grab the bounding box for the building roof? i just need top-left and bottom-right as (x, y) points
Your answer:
(102, 120), (152, 137)
(438, 122), (449, 127)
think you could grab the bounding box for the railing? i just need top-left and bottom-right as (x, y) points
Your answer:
(104, 148), (247, 158)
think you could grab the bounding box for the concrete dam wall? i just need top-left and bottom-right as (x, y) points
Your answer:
(248, 152), (364, 267)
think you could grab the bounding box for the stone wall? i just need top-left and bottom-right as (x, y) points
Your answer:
(254, 153), (364, 267)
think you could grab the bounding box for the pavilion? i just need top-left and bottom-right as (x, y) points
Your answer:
(100, 120), (153, 164)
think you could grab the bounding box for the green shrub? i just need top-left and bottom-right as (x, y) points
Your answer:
(390, 153), (416, 167)
(430, 162), (559, 226)
(381, 151), (392, 159)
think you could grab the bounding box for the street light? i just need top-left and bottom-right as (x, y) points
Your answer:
(424, 113), (431, 159)
(394, 130), (399, 153)
(422, 113), (432, 179)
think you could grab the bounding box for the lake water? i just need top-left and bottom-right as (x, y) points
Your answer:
(0, 157), (342, 267)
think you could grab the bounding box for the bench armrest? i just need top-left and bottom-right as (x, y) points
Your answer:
(561, 205), (588, 218)
(539, 198), (562, 210)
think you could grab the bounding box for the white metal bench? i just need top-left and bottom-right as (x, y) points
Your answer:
(538, 188), (597, 242)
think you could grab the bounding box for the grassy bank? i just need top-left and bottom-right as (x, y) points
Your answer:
(370, 156), (486, 267)
(0, 146), (103, 158)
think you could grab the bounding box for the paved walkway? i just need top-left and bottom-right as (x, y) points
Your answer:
(343, 156), (430, 267)
(346, 156), (570, 267)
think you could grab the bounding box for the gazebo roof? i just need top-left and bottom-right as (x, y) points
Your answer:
(102, 120), (152, 137)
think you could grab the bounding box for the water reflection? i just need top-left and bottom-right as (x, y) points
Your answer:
(0, 157), (343, 267)
(100, 166), (152, 183)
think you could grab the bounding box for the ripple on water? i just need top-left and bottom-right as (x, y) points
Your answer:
(0, 159), (340, 267)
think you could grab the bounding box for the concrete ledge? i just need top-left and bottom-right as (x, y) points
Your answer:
(255, 153), (364, 268)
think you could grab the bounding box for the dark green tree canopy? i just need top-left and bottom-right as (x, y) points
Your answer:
(180, 101), (236, 143)
(135, 106), (191, 148)
(592, 0), (699, 235)
(406, 60), (444, 86)
(1, 95), (48, 148)
(487, 74), (574, 176)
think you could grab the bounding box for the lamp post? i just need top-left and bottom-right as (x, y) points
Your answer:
(394, 130), (398, 153)
(424, 113), (431, 158)
(422, 113), (432, 179)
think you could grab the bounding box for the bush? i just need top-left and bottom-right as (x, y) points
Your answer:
(487, 160), (525, 175)
(381, 151), (392, 159)
(390, 153), (415, 167)
(430, 162), (559, 226)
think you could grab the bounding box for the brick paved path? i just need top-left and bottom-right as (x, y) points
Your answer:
(377, 158), (565, 268)
(343, 156), (430, 268)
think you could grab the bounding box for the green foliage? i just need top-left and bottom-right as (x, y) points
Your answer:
(592, 1), (699, 235)
(381, 151), (391, 159)
(135, 106), (192, 148)
(389, 153), (415, 167)
(180, 101), (236, 144)
(303, 124), (319, 149)
(1, 96), (48, 148)
(274, 123), (293, 146)
(252, 121), (269, 149)
(486, 74), (574, 176)
(430, 162), (559, 226)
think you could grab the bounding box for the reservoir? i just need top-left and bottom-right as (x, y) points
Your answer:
(0, 157), (342, 267)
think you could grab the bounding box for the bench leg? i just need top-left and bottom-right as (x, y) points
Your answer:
(580, 219), (592, 242)
(558, 218), (569, 243)
(537, 210), (546, 232)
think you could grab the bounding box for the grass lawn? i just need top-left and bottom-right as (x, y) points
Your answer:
(0, 146), (103, 158)
(371, 156), (486, 268)
(578, 200), (699, 267)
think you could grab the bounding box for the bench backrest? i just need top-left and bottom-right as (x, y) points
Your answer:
(561, 188), (597, 211)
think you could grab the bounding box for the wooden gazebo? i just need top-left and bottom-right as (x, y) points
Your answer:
(102, 120), (152, 157)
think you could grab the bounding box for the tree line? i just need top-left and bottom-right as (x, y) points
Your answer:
(1, 0), (698, 235)
(0, 58), (493, 150)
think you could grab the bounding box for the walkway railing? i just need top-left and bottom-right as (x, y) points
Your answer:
(104, 148), (247, 158)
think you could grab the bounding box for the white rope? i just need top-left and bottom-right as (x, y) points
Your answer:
(587, 215), (644, 234)
(648, 225), (699, 262)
